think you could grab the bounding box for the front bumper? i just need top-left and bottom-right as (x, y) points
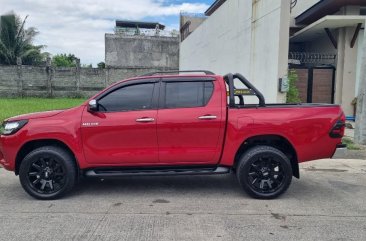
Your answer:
(332, 144), (347, 158)
(0, 135), (14, 171)
(0, 151), (4, 167)
(0, 137), (7, 169)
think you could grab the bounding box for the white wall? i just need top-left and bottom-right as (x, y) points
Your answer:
(180, 0), (290, 103)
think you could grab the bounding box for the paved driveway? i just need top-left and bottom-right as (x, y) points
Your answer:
(0, 159), (365, 241)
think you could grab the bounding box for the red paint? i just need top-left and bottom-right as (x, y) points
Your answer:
(0, 74), (344, 173)
(81, 109), (159, 165)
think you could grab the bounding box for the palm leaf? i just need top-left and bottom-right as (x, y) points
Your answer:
(0, 13), (44, 65)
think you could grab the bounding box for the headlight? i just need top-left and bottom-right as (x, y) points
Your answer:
(1, 120), (28, 135)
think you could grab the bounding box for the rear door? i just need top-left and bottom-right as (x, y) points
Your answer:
(157, 77), (225, 165)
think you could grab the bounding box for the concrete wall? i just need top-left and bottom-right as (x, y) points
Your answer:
(0, 65), (176, 98)
(180, 0), (290, 103)
(105, 34), (179, 68)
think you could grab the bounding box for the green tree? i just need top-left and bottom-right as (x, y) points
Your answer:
(286, 69), (301, 103)
(97, 61), (105, 68)
(82, 63), (92, 68)
(0, 12), (46, 65)
(52, 53), (77, 67)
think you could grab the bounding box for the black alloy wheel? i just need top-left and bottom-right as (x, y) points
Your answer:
(237, 145), (292, 199)
(27, 156), (66, 194)
(247, 156), (285, 193)
(19, 146), (76, 200)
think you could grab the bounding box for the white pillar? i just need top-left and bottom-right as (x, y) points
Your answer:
(355, 27), (366, 145)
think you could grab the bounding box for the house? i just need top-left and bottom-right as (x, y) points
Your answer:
(105, 20), (179, 70)
(180, 0), (366, 117)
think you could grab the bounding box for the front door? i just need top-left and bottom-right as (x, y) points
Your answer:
(81, 80), (159, 165)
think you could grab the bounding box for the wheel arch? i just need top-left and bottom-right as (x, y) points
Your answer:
(233, 134), (299, 178)
(15, 139), (79, 175)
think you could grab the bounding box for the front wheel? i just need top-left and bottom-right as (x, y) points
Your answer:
(19, 146), (77, 200)
(236, 146), (292, 199)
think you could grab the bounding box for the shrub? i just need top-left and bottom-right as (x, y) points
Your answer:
(286, 69), (301, 103)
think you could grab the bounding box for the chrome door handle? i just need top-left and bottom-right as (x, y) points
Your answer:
(198, 115), (217, 120)
(136, 117), (155, 122)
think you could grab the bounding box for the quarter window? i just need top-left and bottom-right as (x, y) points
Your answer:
(98, 83), (155, 112)
(164, 81), (214, 108)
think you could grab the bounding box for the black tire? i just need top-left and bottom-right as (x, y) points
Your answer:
(19, 146), (77, 200)
(236, 145), (292, 199)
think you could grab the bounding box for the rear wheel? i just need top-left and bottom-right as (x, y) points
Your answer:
(236, 146), (292, 199)
(19, 146), (76, 200)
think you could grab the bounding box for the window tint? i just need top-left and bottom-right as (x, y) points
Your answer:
(98, 83), (155, 112)
(165, 81), (214, 108)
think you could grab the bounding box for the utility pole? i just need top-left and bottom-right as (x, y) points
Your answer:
(355, 29), (366, 145)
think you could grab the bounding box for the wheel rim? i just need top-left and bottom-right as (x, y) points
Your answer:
(27, 156), (66, 194)
(247, 155), (286, 194)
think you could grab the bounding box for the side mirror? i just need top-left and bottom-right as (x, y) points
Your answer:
(88, 99), (98, 112)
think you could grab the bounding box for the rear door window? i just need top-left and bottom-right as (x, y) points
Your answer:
(164, 81), (214, 108)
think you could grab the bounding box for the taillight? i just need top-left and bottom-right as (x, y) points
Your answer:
(329, 116), (345, 138)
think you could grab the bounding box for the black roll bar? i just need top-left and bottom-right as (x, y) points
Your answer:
(224, 73), (266, 107)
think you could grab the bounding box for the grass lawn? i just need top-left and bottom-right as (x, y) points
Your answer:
(0, 98), (86, 122)
(342, 137), (363, 150)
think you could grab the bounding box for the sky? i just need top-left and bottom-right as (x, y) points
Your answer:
(1, 0), (212, 66)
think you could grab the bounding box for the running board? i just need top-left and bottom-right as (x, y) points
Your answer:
(84, 166), (230, 178)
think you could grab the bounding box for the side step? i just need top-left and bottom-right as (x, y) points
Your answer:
(84, 166), (230, 178)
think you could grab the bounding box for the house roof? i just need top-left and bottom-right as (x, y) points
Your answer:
(115, 20), (165, 30)
(295, 0), (366, 25)
(205, 0), (226, 16)
(291, 15), (366, 42)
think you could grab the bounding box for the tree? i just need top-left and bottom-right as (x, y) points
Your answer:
(97, 61), (105, 68)
(82, 63), (92, 68)
(51, 53), (77, 67)
(0, 12), (46, 65)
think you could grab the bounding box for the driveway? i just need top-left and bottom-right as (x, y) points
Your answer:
(0, 159), (365, 241)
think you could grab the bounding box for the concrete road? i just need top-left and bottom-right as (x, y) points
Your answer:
(0, 159), (366, 241)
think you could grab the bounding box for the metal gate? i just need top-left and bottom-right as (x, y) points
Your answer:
(291, 67), (335, 104)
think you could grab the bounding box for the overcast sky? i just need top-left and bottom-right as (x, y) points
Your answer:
(1, 0), (211, 66)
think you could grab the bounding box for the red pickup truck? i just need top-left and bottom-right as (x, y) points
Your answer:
(0, 71), (346, 200)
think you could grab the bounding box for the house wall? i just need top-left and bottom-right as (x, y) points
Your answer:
(180, 0), (291, 103)
(105, 34), (179, 68)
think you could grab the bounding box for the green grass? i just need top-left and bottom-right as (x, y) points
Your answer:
(342, 137), (362, 150)
(0, 98), (86, 122)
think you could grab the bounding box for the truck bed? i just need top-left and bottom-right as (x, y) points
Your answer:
(235, 103), (340, 108)
(219, 104), (344, 166)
